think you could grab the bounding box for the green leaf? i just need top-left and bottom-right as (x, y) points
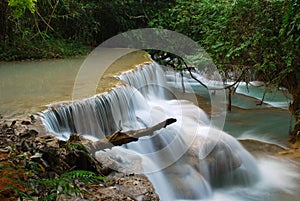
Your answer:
(8, 0), (37, 18)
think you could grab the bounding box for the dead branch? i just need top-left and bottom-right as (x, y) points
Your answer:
(84, 118), (176, 154)
(179, 57), (246, 91)
(32, 13), (45, 40)
(35, 7), (54, 32)
(257, 86), (267, 106)
(140, 0), (150, 22)
(45, 0), (59, 33)
(121, 0), (149, 20)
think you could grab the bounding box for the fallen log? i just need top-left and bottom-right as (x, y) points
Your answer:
(82, 118), (176, 154)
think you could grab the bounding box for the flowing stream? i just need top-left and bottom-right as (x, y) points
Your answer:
(39, 61), (300, 201)
(0, 53), (299, 200)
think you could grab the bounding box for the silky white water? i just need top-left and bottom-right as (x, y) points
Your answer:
(40, 62), (300, 200)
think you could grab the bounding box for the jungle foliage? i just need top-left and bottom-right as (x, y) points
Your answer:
(0, 0), (173, 60)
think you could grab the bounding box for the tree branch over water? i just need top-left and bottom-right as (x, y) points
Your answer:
(83, 118), (177, 154)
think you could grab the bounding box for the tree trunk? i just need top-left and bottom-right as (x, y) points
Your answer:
(227, 87), (232, 112)
(289, 88), (300, 143)
(180, 71), (185, 93)
(0, 0), (8, 41)
(285, 73), (300, 143)
(0, 0), (12, 43)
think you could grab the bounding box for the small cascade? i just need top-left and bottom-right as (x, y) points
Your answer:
(41, 85), (149, 139)
(40, 61), (263, 200)
(118, 62), (171, 100)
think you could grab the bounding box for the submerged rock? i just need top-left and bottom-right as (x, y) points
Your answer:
(184, 135), (242, 181)
(164, 164), (212, 199)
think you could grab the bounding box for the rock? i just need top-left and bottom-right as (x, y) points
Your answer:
(164, 164), (212, 199)
(95, 147), (143, 174)
(9, 120), (16, 128)
(2, 123), (8, 130)
(240, 139), (300, 162)
(183, 136), (242, 181)
(239, 139), (287, 157)
(83, 173), (159, 201)
(20, 129), (38, 138)
(56, 194), (88, 201)
(21, 120), (31, 125)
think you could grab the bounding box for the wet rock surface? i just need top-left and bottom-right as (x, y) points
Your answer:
(239, 139), (288, 156)
(240, 138), (300, 162)
(0, 118), (159, 201)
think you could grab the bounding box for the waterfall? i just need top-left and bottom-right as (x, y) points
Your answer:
(40, 62), (262, 200)
(41, 85), (149, 139)
(118, 62), (169, 99)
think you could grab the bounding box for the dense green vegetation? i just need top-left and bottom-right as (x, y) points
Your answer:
(0, 0), (299, 141)
(0, 0), (172, 60)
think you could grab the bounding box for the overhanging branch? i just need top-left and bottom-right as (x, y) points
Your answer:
(83, 118), (177, 154)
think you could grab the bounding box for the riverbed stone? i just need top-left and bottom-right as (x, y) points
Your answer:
(164, 164), (212, 199)
(95, 148), (144, 174)
(184, 136), (242, 179)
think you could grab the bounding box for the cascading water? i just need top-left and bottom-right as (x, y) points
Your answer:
(115, 63), (259, 200)
(42, 85), (147, 139)
(40, 62), (299, 201)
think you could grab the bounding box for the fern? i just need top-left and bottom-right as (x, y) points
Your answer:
(66, 142), (87, 152)
(60, 170), (108, 183)
(41, 170), (107, 200)
(21, 170), (108, 201)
